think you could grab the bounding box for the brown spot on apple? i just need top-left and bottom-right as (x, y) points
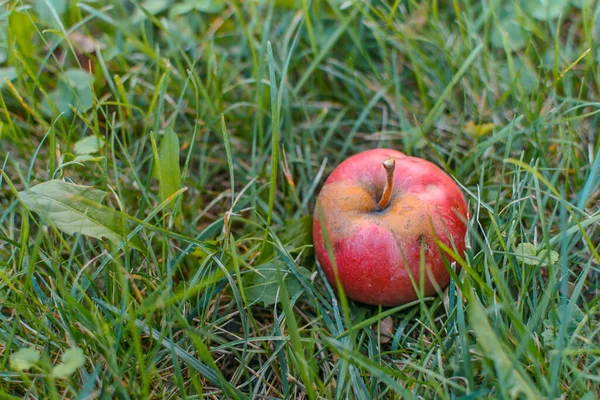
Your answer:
(417, 234), (429, 251)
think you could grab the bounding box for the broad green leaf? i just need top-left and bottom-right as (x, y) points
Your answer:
(514, 242), (559, 266)
(538, 248), (559, 265)
(42, 69), (93, 117)
(10, 347), (40, 371)
(63, 69), (91, 89)
(72, 155), (105, 163)
(132, 0), (170, 22)
(141, 0), (170, 14)
(168, 3), (195, 17)
(250, 0), (298, 8)
(153, 129), (181, 208)
(245, 261), (311, 307)
(491, 19), (527, 50)
(74, 87), (93, 110)
(186, 0), (226, 13)
(168, 0), (226, 15)
(19, 180), (141, 249)
(101, 43), (122, 62)
(63, 69), (93, 110)
(74, 136), (105, 155)
(42, 86), (74, 117)
(0, 67), (18, 88)
(469, 295), (539, 399)
(581, 392), (595, 400)
(524, 0), (570, 20)
(281, 216), (313, 252)
(52, 347), (85, 378)
(514, 242), (539, 265)
(35, 0), (67, 27)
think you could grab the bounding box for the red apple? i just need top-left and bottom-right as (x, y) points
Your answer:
(313, 148), (468, 306)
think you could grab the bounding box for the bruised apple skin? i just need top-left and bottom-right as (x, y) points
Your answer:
(312, 148), (468, 306)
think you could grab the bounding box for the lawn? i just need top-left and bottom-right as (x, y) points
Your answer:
(1, 0), (599, 398)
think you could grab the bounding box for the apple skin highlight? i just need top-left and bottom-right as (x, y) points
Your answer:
(313, 148), (468, 306)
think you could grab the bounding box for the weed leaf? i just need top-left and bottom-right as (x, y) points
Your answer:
(74, 136), (105, 155)
(514, 242), (559, 266)
(19, 180), (140, 249)
(514, 242), (539, 265)
(491, 19), (527, 50)
(153, 128), (181, 208)
(0, 67), (17, 88)
(245, 260), (311, 307)
(10, 347), (40, 371)
(524, 0), (570, 20)
(282, 216), (313, 252)
(52, 347), (85, 378)
(35, 0), (67, 26)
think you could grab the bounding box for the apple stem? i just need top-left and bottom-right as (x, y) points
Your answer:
(378, 158), (396, 210)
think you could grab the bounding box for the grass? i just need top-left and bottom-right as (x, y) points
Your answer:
(0, 0), (599, 398)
